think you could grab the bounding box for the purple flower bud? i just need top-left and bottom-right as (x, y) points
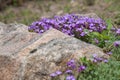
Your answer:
(67, 59), (76, 69)
(93, 54), (97, 58)
(97, 57), (103, 61)
(93, 59), (97, 63)
(116, 29), (120, 35)
(50, 73), (57, 77)
(50, 71), (62, 77)
(66, 75), (76, 80)
(107, 52), (112, 55)
(78, 65), (86, 72)
(80, 32), (86, 36)
(55, 71), (62, 75)
(76, 28), (83, 32)
(65, 70), (73, 74)
(103, 59), (108, 63)
(111, 27), (116, 31)
(114, 41), (120, 47)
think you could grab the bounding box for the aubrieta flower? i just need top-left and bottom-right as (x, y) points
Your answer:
(107, 51), (112, 55)
(93, 59), (97, 63)
(78, 65), (86, 72)
(66, 75), (76, 80)
(116, 28), (120, 35)
(65, 70), (73, 74)
(67, 59), (76, 69)
(96, 57), (104, 62)
(55, 71), (62, 75)
(50, 70), (62, 77)
(92, 54), (107, 63)
(50, 73), (57, 77)
(103, 59), (108, 63)
(28, 14), (107, 38)
(93, 54), (97, 58)
(114, 41), (120, 47)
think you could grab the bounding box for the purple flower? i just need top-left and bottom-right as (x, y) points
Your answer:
(28, 14), (107, 39)
(65, 70), (73, 74)
(103, 59), (108, 63)
(92, 54), (104, 62)
(96, 57), (103, 61)
(76, 28), (83, 32)
(114, 41), (120, 47)
(78, 65), (86, 72)
(111, 27), (116, 31)
(67, 59), (76, 69)
(50, 71), (62, 77)
(80, 32), (86, 36)
(55, 71), (62, 75)
(66, 75), (76, 80)
(107, 52), (112, 55)
(93, 54), (97, 58)
(116, 29), (120, 35)
(93, 59), (97, 63)
(50, 73), (57, 77)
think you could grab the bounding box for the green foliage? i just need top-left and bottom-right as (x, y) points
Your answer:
(77, 19), (120, 80)
(81, 19), (118, 49)
(112, 47), (120, 61)
(78, 58), (120, 80)
(77, 44), (120, 79)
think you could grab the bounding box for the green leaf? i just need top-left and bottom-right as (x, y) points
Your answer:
(106, 19), (113, 30)
(92, 32), (101, 37)
(101, 35), (110, 40)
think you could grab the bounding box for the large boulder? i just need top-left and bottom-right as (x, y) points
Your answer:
(22, 29), (107, 80)
(0, 22), (40, 80)
(0, 14), (107, 80)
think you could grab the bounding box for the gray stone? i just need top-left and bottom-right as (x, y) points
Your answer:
(0, 22), (41, 80)
(0, 13), (108, 80)
(0, 22), (40, 56)
(22, 28), (106, 80)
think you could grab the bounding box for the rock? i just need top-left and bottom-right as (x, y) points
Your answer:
(0, 22), (39, 56)
(0, 22), (41, 80)
(0, 22), (6, 36)
(0, 13), (107, 80)
(22, 28), (106, 80)
(0, 55), (21, 80)
(76, 13), (100, 19)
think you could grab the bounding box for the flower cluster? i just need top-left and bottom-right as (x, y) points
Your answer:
(92, 53), (110, 63)
(67, 59), (76, 69)
(28, 14), (107, 38)
(50, 53), (111, 80)
(50, 59), (86, 80)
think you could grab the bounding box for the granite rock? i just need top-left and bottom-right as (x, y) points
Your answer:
(0, 22), (41, 80)
(0, 13), (107, 80)
(22, 28), (106, 80)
